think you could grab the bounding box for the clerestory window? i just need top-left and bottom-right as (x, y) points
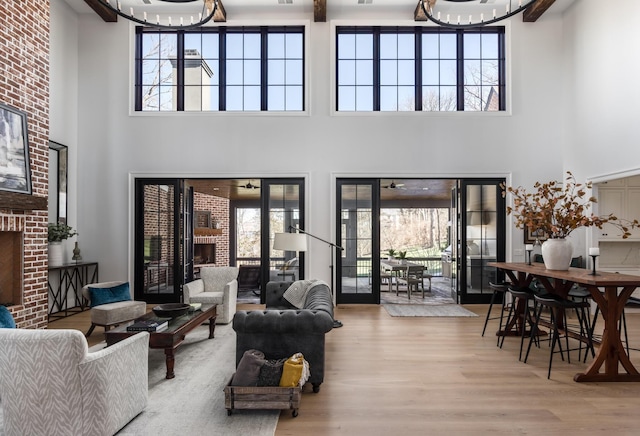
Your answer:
(336, 26), (505, 112)
(135, 26), (305, 112)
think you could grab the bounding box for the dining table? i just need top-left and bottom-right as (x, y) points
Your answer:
(489, 261), (640, 382)
(380, 259), (421, 293)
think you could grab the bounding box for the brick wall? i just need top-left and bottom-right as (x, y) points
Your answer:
(194, 193), (230, 266)
(0, 1), (50, 328)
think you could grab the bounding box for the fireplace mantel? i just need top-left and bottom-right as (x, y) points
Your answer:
(0, 192), (48, 211)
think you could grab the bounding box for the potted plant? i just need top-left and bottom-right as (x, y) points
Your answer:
(397, 250), (408, 264)
(385, 249), (396, 260)
(48, 223), (77, 266)
(503, 171), (638, 270)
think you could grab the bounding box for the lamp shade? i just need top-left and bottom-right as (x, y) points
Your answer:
(273, 233), (308, 252)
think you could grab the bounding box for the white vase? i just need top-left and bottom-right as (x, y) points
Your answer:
(541, 238), (573, 270)
(49, 241), (64, 267)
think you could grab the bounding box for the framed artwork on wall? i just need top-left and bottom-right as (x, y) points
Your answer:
(195, 210), (211, 228)
(0, 103), (32, 194)
(524, 228), (548, 245)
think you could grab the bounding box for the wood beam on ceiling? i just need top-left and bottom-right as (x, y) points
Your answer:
(414, 0), (435, 21)
(314, 0), (327, 23)
(84, 0), (118, 22)
(523, 0), (557, 22)
(213, 0), (226, 22)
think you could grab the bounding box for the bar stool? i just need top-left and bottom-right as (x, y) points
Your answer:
(482, 281), (510, 347)
(501, 285), (539, 361)
(524, 293), (594, 379)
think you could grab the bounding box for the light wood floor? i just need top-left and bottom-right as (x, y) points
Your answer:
(49, 304), (640, 436)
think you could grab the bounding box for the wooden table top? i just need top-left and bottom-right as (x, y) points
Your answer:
(489, 262), (640, 286)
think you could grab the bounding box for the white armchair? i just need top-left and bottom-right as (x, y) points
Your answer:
(183, 266), (238, 324)
(0, 328), (149, 436)
(269, 257), (299, 282)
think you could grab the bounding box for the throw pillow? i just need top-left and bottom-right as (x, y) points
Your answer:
(232, 349), (265, 386)
(88, 282), (132, 308)
(257, 358), (287, 386)
(0, 305), (16, 328)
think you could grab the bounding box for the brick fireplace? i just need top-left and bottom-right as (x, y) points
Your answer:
(0, 1), (51, 328)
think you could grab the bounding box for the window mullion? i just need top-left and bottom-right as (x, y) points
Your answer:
(456, 30), (464, 111)
(219, 29), (226, 111)
(415, 29), (422, 112)
(261, 27), (268, 111)
(373, 27), (380, 111)
(177, 32), (185, 111)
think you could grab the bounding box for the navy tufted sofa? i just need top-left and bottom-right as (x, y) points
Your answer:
(232, 281), (334, 392)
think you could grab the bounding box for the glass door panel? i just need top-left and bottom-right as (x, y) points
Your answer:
(135, 179), (182, 303)
(337, 180), (378, 304)
(459, 179), (505, 304)
(262, 179), (304, 301)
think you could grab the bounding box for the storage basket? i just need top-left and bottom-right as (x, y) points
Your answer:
(224, 375), (301, 417)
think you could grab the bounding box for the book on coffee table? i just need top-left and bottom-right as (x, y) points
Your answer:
(127, 319), (169, 332)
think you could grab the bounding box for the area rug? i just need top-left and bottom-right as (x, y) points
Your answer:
(0, 324), (279, 436)
(380, 277), (455, 305)
(383, 304), (478, 317)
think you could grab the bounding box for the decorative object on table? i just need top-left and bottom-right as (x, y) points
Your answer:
(126, 318), (169, 332)
(503, 171), (639, 270)
(153, 303), (190, 318)
(525, 244), (534, 265)
(396, 250), (408, 265)
(0, 103), (32, 194)
(589, 247), (600, 275)
(385, 248), (396, 260)
(72, 241), (82, 262)
(47, 222), (77, 267)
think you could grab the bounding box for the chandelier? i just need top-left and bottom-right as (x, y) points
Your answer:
(96, 0), (218, 30)
(420, 0), (537, 29)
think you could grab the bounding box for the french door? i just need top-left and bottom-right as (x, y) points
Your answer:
(336, 179), (379, 304)
(261, 178), (305, 303)
(134, 179), (184, 303)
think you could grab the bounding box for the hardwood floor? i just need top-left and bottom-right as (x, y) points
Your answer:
(49, 304), (640, 435)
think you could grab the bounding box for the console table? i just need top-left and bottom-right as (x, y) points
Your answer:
(48, 262), (99, 320)
(490, 262), (640, 382)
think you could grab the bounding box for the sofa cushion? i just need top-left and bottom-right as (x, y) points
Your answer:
(88, 282), (131, 308)
(0, 306), (16, 328)
(188, 291), (224, 305)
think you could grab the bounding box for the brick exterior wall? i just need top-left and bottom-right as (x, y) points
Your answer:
(194, 193), (230, 266)
(0, 1), (50, 328)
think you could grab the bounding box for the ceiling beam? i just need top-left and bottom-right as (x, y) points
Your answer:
(523, 0), (557, 22)
(213, 0), (226, 22)
(83, 0), (118, 23)
(314, 0), (327, 23)
(414, 0), (434, 22)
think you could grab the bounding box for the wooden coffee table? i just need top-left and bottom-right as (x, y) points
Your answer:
(105, 304), (217, 379)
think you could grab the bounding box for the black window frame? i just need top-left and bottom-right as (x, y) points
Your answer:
(135, 25), (306, 112)
(335, 26), (505, 112)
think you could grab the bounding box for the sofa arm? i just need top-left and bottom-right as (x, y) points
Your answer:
(264, 281), (296, 309)
(233, 309), (333, 335)
(183, 279), (204, 302)
(79, 332), (149, 436)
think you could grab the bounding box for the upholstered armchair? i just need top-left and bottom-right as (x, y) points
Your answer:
(0, 328), (149, 436)
(81, 281), (147, 337)
(269, 257), (299, 282)
(183, 266), (238, 324)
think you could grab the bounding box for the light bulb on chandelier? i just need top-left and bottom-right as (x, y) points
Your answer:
(421, 0), (537, 29)
(98, 0), (218, 30)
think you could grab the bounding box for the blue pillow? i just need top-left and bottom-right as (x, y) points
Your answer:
(0, 305), (16, 328)
(89, 282), (132, 307)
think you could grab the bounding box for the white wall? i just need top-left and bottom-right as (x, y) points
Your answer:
(53, 7), (578, 283)
(49, 0), (79, 262)
(564, 0), (640, 181)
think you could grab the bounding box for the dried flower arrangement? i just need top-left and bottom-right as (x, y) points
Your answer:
(502, 171), (639, 239)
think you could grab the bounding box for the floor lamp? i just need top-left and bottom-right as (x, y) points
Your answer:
(273, 226), (344, 328)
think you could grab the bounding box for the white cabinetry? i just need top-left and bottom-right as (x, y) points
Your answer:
(597, 176), (640, 241)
